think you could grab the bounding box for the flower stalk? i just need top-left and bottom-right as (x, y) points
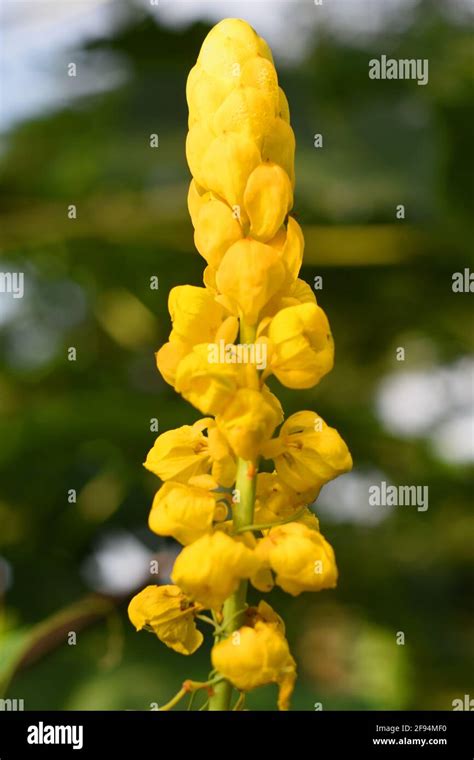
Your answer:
(209, 448), (257, 710)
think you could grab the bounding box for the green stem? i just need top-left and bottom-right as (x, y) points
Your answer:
(236, 506), (307, 534)
(208, 322), (257, 711)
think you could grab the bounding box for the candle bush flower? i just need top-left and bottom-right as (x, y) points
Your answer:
(128, 18), (352, 711)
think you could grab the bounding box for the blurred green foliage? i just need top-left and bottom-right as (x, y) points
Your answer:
(0, 1), (472, 710)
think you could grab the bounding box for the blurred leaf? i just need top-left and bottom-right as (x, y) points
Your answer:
(0, 595), (114, 697)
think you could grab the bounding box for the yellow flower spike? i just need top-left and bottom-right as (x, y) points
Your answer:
(256, 522), (338, 596)
(262, 410), (353, 492)
(244, 162), (293, 242)
(215, 386), (282, 461)
(267, 302), (335, 388)
(148, 480), (223, 545)
(171, 531), (262, 610)
(216, 238), (287, 325)
(211, 618), (296, 710)
(201, 132), (261, 213)
(194, 196), (243, 269)
(128, 585), (203, 655)
(133, 18), (353, 712)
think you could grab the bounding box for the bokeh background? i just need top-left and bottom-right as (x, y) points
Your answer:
(0, 0), (473, 711)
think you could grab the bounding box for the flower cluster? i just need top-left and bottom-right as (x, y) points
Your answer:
(128, 18), (352, 711)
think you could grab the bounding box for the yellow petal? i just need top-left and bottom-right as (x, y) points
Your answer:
(197, 19), (260, 80)
(128, 584), (203, 655)
(194, 196), (243, 269)
(208, 424), (237, 487)
(216, 238), (286, 325)
(268, 302), (334, 388)
(287, 277), (316, 304)
(201, 133), (261, 213)
(187, 179), (206, 228)
(214, 315), (239, 345)
(210, 18), (261, 52)
(262, 410), (352, 492)
(278, 87), (290, 122)
(247, 600), (286, 631)
(168, 285), (224, 345)
(257, 35), (274, 63)
(211, 619), (296, 710)
(256, 522), (338, 596)
(244, 162), (293, 242)
(261, 118), (295, 187)
(148, 481), (217, 545)
(240, 56), (279, 106)
(175, 344), (240, 415)
(259, 276), (316, 323)
(143, 422), (211, 483)
(155, 338), (189, 387)
(250, 564), (275, 593)
(203, 265), (218, 293)
(186, 64), (201, 112)
(187, 66), (232, 124)
(278, 668), (297, 711)
(280, 216), (304, 282)
(171, 531), (261, 609)
(253, 471), (318, 524)
(186, 122), (215, 188)
(213, 87), (276, 148)
(216, 387), (282, 460)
